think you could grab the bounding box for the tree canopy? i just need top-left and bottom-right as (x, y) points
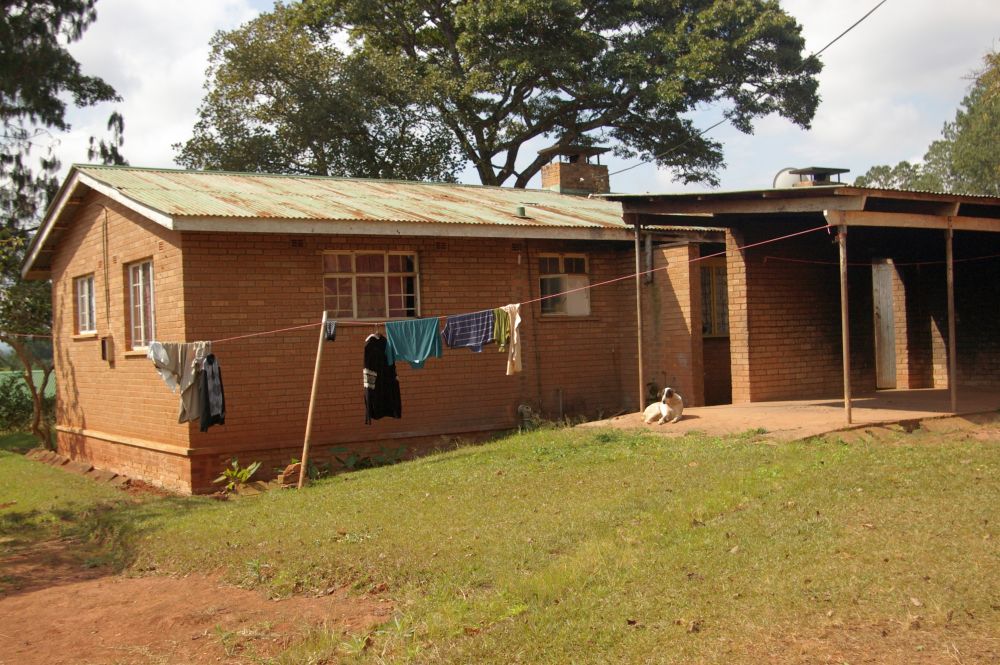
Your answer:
(855, 51), (999, 196)
(176, 4), (464, 182)
(184, 0), (820, 188)
(1, 0), (124, 443)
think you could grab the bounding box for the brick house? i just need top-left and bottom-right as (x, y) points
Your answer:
(609, 176), (1000, 420)
(23, 158), (725, 492)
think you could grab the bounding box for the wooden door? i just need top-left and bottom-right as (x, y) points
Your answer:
(872, 261), (896, 389)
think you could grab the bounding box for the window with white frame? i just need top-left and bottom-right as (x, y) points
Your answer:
(128, 260), (155, 349)
(539, 253), (590, 316)
(701, 262), (729, 336)
(323, 252), (419, 319)
(75, 274), (96, 334)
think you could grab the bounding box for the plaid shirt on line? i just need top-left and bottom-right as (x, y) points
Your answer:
(441, 310), (495, 352)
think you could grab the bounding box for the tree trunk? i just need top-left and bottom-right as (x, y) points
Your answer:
(7, 338), (54, 450)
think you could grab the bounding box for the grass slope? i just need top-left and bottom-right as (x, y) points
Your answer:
(0, 440), (125, 554)
(119, 425), (999, 663)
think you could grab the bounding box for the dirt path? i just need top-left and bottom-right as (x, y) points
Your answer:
(0, 539), (390, 665)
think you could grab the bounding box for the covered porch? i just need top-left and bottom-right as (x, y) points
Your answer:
(590, 386), (1000, 441)
(608, 183), (1000, 424)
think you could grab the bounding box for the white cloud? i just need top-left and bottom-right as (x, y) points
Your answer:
(56, 0), (261, 175)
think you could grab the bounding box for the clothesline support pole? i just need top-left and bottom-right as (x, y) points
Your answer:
(298, 311), (328, 489)
(632, 217), (646, 413)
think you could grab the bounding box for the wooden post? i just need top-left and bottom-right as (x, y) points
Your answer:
(946, 221), (958, 412)
(838, 225), (852, 424)
(298, 311), (328, 489)
(633, 218), (646, 412)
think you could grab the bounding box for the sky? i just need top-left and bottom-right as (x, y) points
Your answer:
(53, 0), (1000, 194)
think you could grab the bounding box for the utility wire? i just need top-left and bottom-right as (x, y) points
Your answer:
(609, 0), (892, 177)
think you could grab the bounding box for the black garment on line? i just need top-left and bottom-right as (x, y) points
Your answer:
(364, 335), (401, 424)
(199, 353), (226, 432)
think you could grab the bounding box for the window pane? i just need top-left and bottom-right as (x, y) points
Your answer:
(356, 254), (384, 273)
(539, 257), (559, 274)
(324, 277), (353, 318)
(714, 267), (729, 335)
(564, 257), (586, 274)
(540, 276), (565, 314)
(142, 263), (154, 345)
(356, 276), (385, 318)
(701, 268), (713, 335)
(387, 255), (403, 272)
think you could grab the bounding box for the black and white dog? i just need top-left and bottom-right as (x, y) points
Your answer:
(643, 387), (684, 425)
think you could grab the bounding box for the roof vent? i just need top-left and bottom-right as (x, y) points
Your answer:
(774, 166), (850, 188)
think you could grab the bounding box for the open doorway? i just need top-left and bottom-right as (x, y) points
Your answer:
(700, 245), (732, 405)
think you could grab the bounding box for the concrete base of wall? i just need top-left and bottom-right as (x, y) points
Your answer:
(57, 424), (516, 493)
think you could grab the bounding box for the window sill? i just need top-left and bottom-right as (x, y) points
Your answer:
(123, 350), (149, 358)
(539, 315), (598, 322)
(72, 333), (98, 340)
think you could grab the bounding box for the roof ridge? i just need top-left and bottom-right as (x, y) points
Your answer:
(71, 163), (566, 196)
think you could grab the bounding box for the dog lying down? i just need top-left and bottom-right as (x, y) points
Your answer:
(643, 387), (684, 425)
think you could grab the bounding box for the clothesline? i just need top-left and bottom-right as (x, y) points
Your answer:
(0, 331), (53, 339)
(212, 222), (835, 344)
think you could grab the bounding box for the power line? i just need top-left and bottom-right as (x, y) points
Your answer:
(609, 0), (892, 178)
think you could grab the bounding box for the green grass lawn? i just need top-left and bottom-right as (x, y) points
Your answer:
(0, 434), (126, 554)
(2, 424), (999, 663)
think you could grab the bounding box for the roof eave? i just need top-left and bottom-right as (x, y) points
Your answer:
(21, 168), (178, 280)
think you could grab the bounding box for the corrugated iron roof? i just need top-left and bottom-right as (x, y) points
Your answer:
(75, 165), (627, 229)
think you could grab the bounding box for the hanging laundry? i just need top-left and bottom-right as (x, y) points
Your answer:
(441, 310), (495, 353)
(199, 353), (225, 432)
(324, 320), (337, 341)
(493, 307), (510, 351)
(384, 318), (443, 369)
(147, 341), (211, 423)
(502, 303), (522, 375)
(364, 334), (402, 423)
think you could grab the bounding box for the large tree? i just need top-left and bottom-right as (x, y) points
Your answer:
(295, 0), (821, 187)
(1, 0), (123, 444)
(177, 4), (464, 181)
(856, 51), (999, 196)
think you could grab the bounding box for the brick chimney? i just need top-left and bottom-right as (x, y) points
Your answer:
(539, 145), (610, 195)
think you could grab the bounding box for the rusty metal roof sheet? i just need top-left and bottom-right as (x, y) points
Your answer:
(75, 165), (628, 229)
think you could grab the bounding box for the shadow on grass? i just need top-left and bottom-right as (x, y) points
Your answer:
(1, 492), (221, 602)
(0, 432), (37, 454)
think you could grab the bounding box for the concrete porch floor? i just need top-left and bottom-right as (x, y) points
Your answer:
(587, 387), (1000, 440)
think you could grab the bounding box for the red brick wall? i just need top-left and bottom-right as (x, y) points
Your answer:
(175, 232), (637, 489)
(727, 223), (876, 402)
(638, 243), (703, 406)
(50, 192), (192, 489)
(892, 233), (1000, 391)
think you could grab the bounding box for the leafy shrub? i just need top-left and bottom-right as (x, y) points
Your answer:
(213, 458), (262, 493)
(0, 373), (34, 432)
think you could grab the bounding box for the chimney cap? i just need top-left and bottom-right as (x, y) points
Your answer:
(537, 144), (611, 159)
(788, 166), (850, 177)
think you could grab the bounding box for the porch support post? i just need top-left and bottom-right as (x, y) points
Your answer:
(946, 220), (958, 412)
(838, 225), (852, 424)
(633, 217), (646, 412)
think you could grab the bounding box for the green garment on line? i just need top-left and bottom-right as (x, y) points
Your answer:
(493, 307), (510, 351)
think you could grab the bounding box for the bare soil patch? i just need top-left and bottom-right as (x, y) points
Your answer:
(0, 538), (390, 665)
